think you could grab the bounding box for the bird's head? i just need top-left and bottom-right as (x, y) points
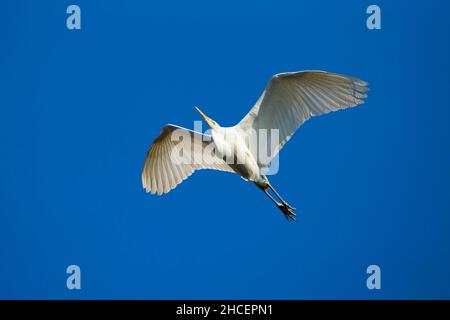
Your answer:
(195, 106), (219, 130)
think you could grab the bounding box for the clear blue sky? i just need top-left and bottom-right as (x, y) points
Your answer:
(1, 0), (450, 299)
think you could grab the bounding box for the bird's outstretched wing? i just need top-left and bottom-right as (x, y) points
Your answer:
(142, 124), (233, 195)
(237, 71), (369, 166)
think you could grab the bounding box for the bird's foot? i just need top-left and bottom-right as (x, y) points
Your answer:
(277, 203), (297, 221)
(282, 201), (296, 210)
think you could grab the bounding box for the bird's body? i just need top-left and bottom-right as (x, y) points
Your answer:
(210, 126), (261, 183)
(142, 70), (369, 220)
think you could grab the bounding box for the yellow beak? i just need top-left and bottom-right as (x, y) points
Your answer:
(195, 106), (213, 126)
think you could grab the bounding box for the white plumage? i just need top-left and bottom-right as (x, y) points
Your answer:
(142, 70), (368, 220)
(141, 125), (233, 195)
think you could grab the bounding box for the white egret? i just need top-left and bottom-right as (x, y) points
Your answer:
(142, 70), (368, 220)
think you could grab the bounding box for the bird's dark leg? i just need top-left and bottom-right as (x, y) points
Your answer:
(267, 183), (296, 210)
(261, 187), (296, 221)
(262, 188), (280, 206)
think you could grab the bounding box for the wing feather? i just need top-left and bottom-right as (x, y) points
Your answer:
(142, 124), (234, 195)
(238, 70), (369, 165)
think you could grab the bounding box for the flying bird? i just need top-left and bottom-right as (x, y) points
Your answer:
(142, 71), (368, 220)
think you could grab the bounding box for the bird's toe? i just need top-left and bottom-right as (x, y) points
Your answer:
(278, 204), (297, 221)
